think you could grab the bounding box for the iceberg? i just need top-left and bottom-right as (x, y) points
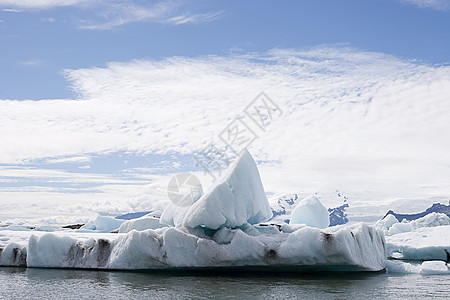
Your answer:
(115, 211), (154, 220)
(160, 202), (191, 227)
(0, 150), (387, 272)
(118, 215), (165, 233)
(386, 225), (450, 260)
(290, 195), (330, 229)
(387, 222), (414, 236)
(377, 212), (450, 236)
(0, 222), (386, 271)
(385, 260), (450, 275)
(181, 149), (272, 229)
(376, 214), (400, 233)
(420, 261), (450, 275)
(376, 212), (450, 261)
(80, 216), (125, 233)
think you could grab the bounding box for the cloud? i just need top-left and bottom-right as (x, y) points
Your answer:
(2, 46), (450, 222)
(0, 163), (181, 222)
(398, 0), (450, 10)
(18, 59), (44, 67)
(42, 17), (55, 23)
(0, 8), (22, 12)
(166, 11), (223, 25)
(42, 155), (91, 164)
(0, 0), (222, 29)
(0, 0), (92, 10)
(77, 1), (173, 30)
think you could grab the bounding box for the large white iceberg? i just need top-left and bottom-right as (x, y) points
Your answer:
(290, 195), (330, 229)
(0, 222), (386, 271)
(171, 149), (272, 229)
(0, 150), (388, 272)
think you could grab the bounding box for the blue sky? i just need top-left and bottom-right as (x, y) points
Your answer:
(1, 0), (449, 100)
(1, 0), (450, 223)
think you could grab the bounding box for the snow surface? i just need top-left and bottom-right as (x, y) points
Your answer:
(160, 203), (190, 227)
(268, 194), (299, 224)
(385, 260), (450, 275)
(164, 149), (273, 230)
(375, 212), (450, 261)
(0, 222), (386, 271)
(290, 195), (330, 229)
(420, 261), (450, 275)
(376, 212), (450, 236)
(80, 216), (125, 233)
(118, 215), (165, 233)
(386, 225), (450, 260)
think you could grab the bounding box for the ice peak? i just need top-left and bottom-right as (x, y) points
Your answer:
(182, 149), (272, 229)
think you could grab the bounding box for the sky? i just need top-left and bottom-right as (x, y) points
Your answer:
(1, 0), (450, 224)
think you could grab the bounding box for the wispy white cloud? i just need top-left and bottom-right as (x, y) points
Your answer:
(0, 8), (22, 12)
(42, 155), (91, 164)
(18, 59), (44, 67)
(2, 46), (450, 221)
(166, 11), (222, 25)
(0, 0), (222, 29)
(42, 17), (55, 23)
(77, 1), (172, 30)
(0, 163), (179, 222)
(0, 0), (92, 10)
(398, 0), (450, 10)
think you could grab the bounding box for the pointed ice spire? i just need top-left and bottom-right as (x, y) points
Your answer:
(182, 149), (272, 229)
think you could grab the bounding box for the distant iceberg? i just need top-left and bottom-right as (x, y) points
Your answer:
(290, 195), (330, 229)
(377, 212), (450, 261)
(268, 193), (349, 227)
(118, 215), (164, 233)
(385, 260), (450, 275)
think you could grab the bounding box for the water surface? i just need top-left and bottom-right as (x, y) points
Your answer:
(1, 267), (449, 299)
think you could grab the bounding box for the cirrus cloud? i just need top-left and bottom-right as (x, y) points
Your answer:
(398, 0), (450, 10)
(1, 46), (450, 222)
(0, 0), (222, 29)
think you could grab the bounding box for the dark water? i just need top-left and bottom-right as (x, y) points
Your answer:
(0, 267), (449, 299)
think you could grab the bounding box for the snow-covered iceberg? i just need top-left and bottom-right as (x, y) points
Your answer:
(290, 195), (330, 229)
(376, 212), (450, 261)
(160, 203), (190, 227)
(385, 260), (450, 275)
(376, 212), (450, 236)
(0, 222), (386, 271)
(80, 216), (125, 233)
(0, 150), (387, 272)
(386, 225), (450, 260)
(163, 149), (273, 230)
(118, 215), (165, 233)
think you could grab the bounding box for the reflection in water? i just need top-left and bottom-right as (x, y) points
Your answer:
(0, 267), (449, 299)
